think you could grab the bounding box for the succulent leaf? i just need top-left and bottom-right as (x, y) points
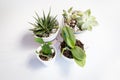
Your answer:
(42, 44), (52, 55)
(71, 46), (86, 61)
(30, 10), (59, 37)
(74, 58), (86, 67)
(62, 26), (76, 48)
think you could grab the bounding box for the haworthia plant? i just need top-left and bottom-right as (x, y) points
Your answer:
(30, 10), (59, 37)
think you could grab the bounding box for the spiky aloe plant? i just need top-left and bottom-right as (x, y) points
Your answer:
(30, 10), (59, 37)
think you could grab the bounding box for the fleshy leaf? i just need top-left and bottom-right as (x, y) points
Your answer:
(62, 26), (76, 48)
(77, 11), (83, 16)
(74, 58), (86, 67)
(81, 16), (98, 31)
(34, 37), (44, 44)
(68, 7), (73, 13)
(84, 9), (91, 17)
(71, 14), (77, 19)
(42, 44), (52, 55)
(71, 46), (86, 61)
(62, 10), (68, 18)
(47, 42), (52, 45)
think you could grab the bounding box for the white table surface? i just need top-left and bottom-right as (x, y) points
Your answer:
(0, 0), (120, 80)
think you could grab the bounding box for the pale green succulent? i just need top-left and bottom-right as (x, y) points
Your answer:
(62, 7), (98, 31)
(77, 9), (98, 31)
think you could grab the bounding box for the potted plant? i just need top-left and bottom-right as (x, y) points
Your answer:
(35, 37), (56, 66)
(62, 7), (98, 33)
(60, 26), (86, 67)
(30, 10), (60, 42)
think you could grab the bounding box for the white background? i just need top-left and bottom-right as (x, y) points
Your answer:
(0, 0), (120, 80)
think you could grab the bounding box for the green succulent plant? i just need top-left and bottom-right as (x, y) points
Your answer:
(62, 7), (98, 31)
(61, 26), (86, 67)
(30, 10), (59, 37)
(35, 37), (54, 59)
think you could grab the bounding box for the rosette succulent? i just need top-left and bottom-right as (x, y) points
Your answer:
(62, 7), (98, 31)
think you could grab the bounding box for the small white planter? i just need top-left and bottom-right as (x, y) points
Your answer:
(62, 54), (74, 64)
(36, 45), (57, 66)
(60, 46), (74, 63)
(35, 27), (60, 42)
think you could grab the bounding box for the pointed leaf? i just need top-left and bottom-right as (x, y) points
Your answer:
(62, 26), (76, 48)
(74, 58), (86, 67)
(62, 10), (68, 18)
(71, 46), (86, 61)
(42, 44), (52, 55)
(84, 9), (91, 17)
(34, 37), (44, 44)
(47, 42), (52, 45)
(68, 7), (73, 13)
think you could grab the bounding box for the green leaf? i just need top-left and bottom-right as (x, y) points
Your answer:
(61, 26), (76, 48)
(35, 12), (40, 20)
(47, 42), (52, 45)
(34, 37), (44, 44)
(71, 46), (86, 67)
(71, 14), (77, 19)
(81, 16), (98, 31)
(47, 9), (51, 21)
(77, 11), (83, 16)
(34, 13), (45, 29)
(87, 26), (92, 31)
(84, 9), (91, 17)
(42, 44), (52, 55)
(35, 50), (39, 54)
(68, 7), (73, 13)
(80, 9), (94, 30)
(87, 16), (98, 26)
(74, 58), (86, 67)
(34, 30), (45, 36)
(62, 10), (68, 19)
(71, 46), (86, 61)
(60, 47), (67, 56)
(81, 21), (90, 30)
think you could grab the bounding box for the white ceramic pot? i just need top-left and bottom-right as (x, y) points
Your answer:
(36, 45), (57, 66)
(35, 27), (60, 42)
(62, 54), (74, 64)
(60, 45), (74, 63)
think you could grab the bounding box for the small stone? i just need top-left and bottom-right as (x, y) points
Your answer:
(52, 29), (57, 33)
(71, 20), (76, 24)
(70, 23), (76, 28)
(74, 25), (79, 32)
(49, 33), (53, 37)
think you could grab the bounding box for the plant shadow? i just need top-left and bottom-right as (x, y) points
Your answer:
(54, 42), (72, 77)
(27, 53), (46, 70)
(21, 32), (39, 50)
